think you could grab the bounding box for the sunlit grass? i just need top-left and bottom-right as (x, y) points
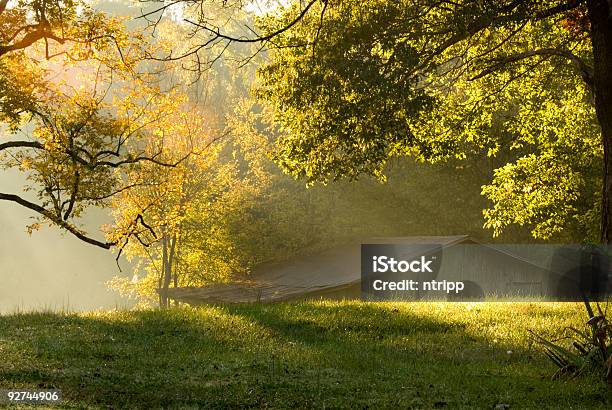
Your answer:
(0, 302), (610, 408)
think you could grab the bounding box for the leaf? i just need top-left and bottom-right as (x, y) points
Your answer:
(529, 330), (585, 367)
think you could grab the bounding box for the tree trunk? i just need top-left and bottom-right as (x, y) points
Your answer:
(166, 234), (177, 306)
(173, 239), (179, 308)
(173, 228), (182, 307)
(159, 235), (177, 309)
(160, 236), (169, 308)
(588, 1), (612, 243)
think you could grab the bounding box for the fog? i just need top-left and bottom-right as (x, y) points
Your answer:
(0, 171), (131, 313)
(0, 2), (155, 313)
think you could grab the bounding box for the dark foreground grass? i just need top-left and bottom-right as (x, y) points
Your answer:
(0, 302), (611, 409)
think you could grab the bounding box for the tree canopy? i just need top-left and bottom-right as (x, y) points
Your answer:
(250, 0), (606, 242)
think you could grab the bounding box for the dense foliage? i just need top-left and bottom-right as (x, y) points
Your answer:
(255, 0), (600, 241)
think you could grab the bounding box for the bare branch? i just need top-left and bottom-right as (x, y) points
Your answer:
(95, 150), (192, 168)
(0, 141), (44, 152)
(535, 0), (586, 20)
(114, 210), (159, 268)
(311, 0), (328, 57)
(0, 192), (115, 249)
(182, 0), (318, 44)
(62, 170), (79, 220)
(83, 182), (160, 201)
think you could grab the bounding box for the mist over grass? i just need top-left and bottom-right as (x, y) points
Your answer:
(0, 169), (129, 313)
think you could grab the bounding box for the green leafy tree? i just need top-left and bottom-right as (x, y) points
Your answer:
(241, 0), (610, 242)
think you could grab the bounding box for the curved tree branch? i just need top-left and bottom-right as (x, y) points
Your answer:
(471, 47), (594, 90)
(0, 192), (115, 249)
(0, 24), (66, 57)
(0, 141), (44, 152)
(183, 0), (317, 44)
(535, 0), (586, 20)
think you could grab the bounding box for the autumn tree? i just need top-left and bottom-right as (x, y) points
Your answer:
(106, 104), (272, 307)
(0, 0), (195, 250)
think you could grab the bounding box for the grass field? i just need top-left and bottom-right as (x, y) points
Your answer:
(0, 301), (611, 409)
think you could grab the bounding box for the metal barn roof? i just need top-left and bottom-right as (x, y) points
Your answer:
(165, 236), (474, 304)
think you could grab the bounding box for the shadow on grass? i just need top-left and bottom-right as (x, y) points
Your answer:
(0, 303), (610, 408)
